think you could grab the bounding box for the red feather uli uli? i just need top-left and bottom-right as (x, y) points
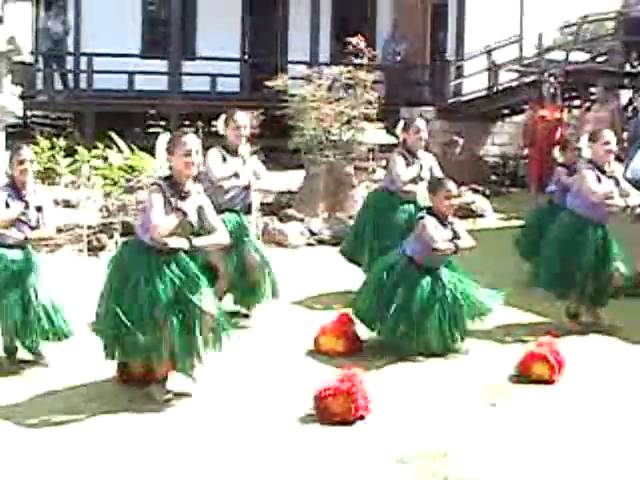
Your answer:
(313, 368), (370, 425)
(314, 312), (363, 357)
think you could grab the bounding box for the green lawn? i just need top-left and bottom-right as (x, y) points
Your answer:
(458, 227), (640, 329)
(299, 191), (640, 344)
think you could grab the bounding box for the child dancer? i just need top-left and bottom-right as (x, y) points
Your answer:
(515, 137), (580, 266)
(353, 177), (503, 356)
(0, 144), (71, 365)
(340, 115), (443, 272)
(536, 128), (640, 327)
(199, 110), (278, 314)
(93, 131), (233, 402)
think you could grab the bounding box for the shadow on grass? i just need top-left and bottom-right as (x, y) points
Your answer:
(0, 358), (45, 378)
(0, 378), (183, 429)
(293, 291), (355, 311)
(306, 337), (433, 372)
(469, 321), (591, 344)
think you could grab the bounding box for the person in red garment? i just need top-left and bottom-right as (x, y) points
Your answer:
(522, 94), (566, 204)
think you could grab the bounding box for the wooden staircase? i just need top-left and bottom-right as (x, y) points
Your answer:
(439, 9), (640, 120)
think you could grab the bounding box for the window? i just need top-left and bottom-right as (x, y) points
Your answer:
(141, 0), (197, 59)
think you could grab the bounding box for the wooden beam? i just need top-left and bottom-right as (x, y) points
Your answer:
(73, 0), (81, 90)
(82, 110), (96, 142)
(240, 0), (250, 96)
(309, 0), (320, 65)
(424, 0), (432, 65)
(396, 0), (428, 65)
(168, 0), (183, 94)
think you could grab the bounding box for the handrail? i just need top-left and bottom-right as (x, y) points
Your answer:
(448, 8), (637, 106)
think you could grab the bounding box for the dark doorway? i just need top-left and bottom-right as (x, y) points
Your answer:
(331, 0), (376, 62)
(243, 0), (288, 93)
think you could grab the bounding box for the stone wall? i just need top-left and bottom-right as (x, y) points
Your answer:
(401, 106), (526, 185)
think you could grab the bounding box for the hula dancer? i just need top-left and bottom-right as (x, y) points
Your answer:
(199, 110), (278, 314)
(93, 131), (233, 402)
(515, 137), (580, 266)
(353, 177), (503, 357)
(536, 129), (640, 329)
(340, 115), (443, 272)
(0, 145), (71, 365)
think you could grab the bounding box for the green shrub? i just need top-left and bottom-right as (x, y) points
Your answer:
(32, 131), (154, 195)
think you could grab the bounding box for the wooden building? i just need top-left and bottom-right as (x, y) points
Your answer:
(17, 0), (464, 141)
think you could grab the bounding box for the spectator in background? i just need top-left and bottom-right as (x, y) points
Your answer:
(39, 1), (70, 93)
(621, 0), (640, 66)
(381, 20), (409, 128)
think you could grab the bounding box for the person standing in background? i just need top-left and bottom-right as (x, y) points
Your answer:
(39, 1), (70, 94)
(381, 20), (409, 128)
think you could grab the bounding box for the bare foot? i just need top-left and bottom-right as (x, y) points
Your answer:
(31, 352), (48, 367)
(144, 384), (174, 404)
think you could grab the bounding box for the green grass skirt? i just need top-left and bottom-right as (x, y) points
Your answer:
(0, 245), (71, 358)
(515, 200), (563, 264)
(340, 188), (421, 272)
(220, 211), (279, 310)
(93, 239), (234, 376)
(535, 210), (632, 307)
(353, 250), (503, 356)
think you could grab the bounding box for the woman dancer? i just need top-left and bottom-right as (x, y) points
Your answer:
(93, 131), (233, 402)
(199, 110), (278, 314)
(536, 128), (640, 328)
(515, 137), (580, 267)
(340, 115), (443, 272)
(0, 144), (71, 365)
(353, 177), (502, 357)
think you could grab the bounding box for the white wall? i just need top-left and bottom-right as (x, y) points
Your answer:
(40, 0), (242, 93)
(319, 0), (331, 62)
(183, 0), (241, 92)
(288, 0), (311, 78)
(3, 0), (34, 62)
(38, 0), (392, 94)
(376, 0), (393, 52)
(457, 0), (622, 98)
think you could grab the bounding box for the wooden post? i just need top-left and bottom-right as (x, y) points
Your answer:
(309, 0), (320, 65)
(240, 0), (250, 96)
(82, 110), (96, 143)
(73, 0), (81, 90)
(518, 0), (524, 61)
(168, 0), (183, 95)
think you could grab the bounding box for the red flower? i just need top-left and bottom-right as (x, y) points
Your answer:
(515, 335), (565, 384)
(314, 311), (363, 357)
(313, 368), (370, 425)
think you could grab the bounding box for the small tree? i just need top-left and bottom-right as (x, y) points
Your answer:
(266, 35), (381, 219)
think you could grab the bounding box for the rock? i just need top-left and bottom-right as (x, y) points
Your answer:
(119, 218), (136, 237)
(305, 217), (351, 246)
(278, 208), (306, 223)
(261, 218), (309, 248)
(87, 232), (110, 254)
(454, 191), (497, 219)
(293, 159), (360, 218)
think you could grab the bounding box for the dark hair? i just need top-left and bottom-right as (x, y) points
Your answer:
(396, 114), (428, 135)
(8, 144), (35, 170)
(427, 176), (456, 196)
(587, 128), (610, 144)
(558, 136), (576, 153)
(166, 130), (199, 155)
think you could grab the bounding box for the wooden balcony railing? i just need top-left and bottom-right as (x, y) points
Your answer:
(19, 51), (442, 107)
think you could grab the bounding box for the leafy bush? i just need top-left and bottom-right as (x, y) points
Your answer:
(266, 34), (380, 161)
(32, 131), (154, 195)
